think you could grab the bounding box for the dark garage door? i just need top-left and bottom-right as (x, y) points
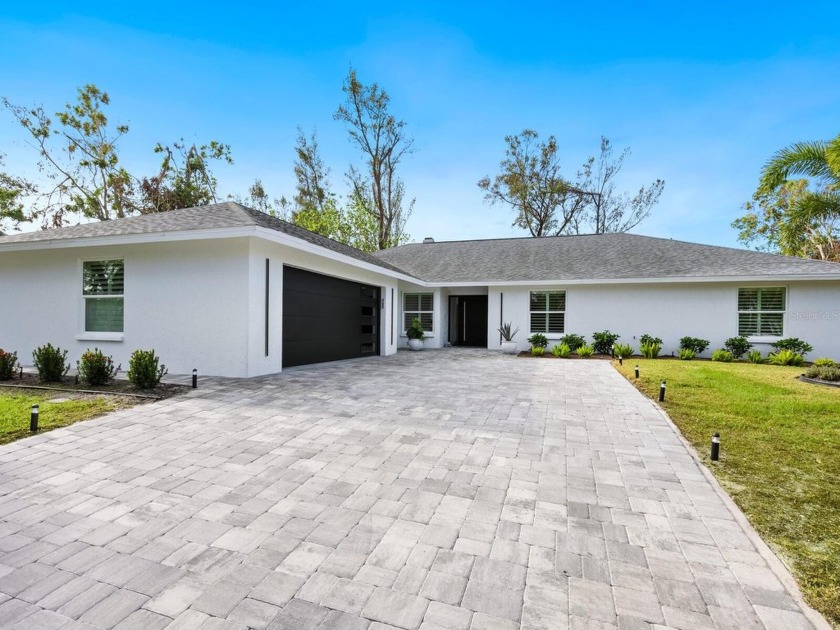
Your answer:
(282, 266), (380, 368)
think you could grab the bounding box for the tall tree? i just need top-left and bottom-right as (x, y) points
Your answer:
(334, 69), (413, 249)
(572, 137), (665, 234)
(733, 133), (840, 261)
(478, 129), (586, 236)
(2, 84), (134, 227)
(137, 139), (233, 213)
(241, 178), (289, 218)
(0, 154), (35, 234)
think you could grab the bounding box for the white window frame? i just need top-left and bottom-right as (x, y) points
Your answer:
(529, 290), (566, 336)
(77, 258), (125, 342)
(737, 286), (786, 340)
(403, 292), (434, 334)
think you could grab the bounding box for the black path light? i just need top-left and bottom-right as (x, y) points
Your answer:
(30, 405), (39, 433)
(659, 380), (666, 402)
(192, 368), (198, 389)
(711, 432), (720, 461)
(634, 365), (640, 379)
(618, 355), (623, 366)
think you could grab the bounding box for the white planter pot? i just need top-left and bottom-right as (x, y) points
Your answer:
(501, 341), (518, 355)
(408, 339), (424, 351)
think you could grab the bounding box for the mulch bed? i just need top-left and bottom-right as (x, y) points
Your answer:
(0, 373), (189, 400)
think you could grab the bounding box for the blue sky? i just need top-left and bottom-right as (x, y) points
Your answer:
(1, 2), (839, 246)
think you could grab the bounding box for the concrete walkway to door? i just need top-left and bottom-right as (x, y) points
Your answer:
(0, 349), (825, 630)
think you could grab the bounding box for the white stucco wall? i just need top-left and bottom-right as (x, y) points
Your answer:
(0, 236), (402, 378)
(0, 239), (252, 377)
(485, 281), (840, 359)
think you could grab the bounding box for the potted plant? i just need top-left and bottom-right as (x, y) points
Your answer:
(497, 322), (520, 354)
(406, 317), (426, 351)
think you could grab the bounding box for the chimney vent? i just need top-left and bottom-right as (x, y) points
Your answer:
(423, 237), (435, 244)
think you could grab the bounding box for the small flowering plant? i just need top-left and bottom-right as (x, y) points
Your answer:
(77, 348), (117, 386)
(0, 349), (18, 381)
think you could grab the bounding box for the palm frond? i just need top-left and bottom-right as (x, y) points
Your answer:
(759, 141), (833, 193)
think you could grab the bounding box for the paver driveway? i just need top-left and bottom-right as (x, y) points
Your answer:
(0, 350), (824, 630)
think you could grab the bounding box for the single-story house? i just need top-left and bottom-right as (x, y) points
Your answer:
(1, 202), (838, 377)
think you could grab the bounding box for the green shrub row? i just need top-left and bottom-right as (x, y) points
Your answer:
(0, 344), (167, 389)
(523, 330), (825, 369)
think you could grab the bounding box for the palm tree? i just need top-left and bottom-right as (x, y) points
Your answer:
(758, 133), (840, 261)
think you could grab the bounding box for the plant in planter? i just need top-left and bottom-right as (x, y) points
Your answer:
(497, 322), (520, 355)
(406, 317), (426, 351)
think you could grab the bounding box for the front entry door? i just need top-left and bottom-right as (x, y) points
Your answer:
(455, 295), (488, 347)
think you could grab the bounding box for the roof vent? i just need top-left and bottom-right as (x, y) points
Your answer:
(423, 237), (435, 244)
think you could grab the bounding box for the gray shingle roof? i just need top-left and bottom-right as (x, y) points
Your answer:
(373, 233), (840, 282)
(0, 202), (409, 276)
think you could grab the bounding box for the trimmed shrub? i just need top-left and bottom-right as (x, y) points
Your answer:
(711, 349), (734, 362)
(576, 344), (594, 358)
(813, 357), (836, 367)
(0, 349), (18, 381)
(527, 333), (549, 349)
(724, 336), (752, 359)
(559, 333), (585, 352)
(127, 349), (168, 389)
(640, 341), (662, 359)
(768, 349), (804, 367)
(639, 334), (663, 347)
(771, 338), (813, 357)
(551, 343), (571, 358)
(613, 343), (634, 358)
(746, 349), (765, 364)
(679, 337), (710, 354)
(592, 331), (619, 355)
(805, 365), (840, 381)
(33, 343), (70, 382)
(77, 348), (117, 386)
(531, 346), (545, 357)
(678, 348), (695, 361)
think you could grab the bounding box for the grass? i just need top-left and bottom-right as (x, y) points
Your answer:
(0, 390), (119, 444)
(615, 359), (840, 627)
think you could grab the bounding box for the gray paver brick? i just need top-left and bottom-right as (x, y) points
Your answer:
(362, 588), (429, 629)
(0, 353), (826, 630)
(78, 588), (148, 627)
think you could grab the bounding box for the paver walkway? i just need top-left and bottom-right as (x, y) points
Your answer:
(0, 350), (824, 630)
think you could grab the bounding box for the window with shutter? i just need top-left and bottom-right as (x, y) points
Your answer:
(530, 291), (566, 334)
(403, 293), (434, 333)
(83, 260), (124, 333)
(738, 287), (785, 337)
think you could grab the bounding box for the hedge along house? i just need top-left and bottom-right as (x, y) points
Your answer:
(1, 202), (839, 377)
(374, 234), (840, 360)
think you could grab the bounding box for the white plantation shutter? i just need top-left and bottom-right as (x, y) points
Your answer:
(404, 293), (434, 332)
(738, 287), (785, 337)
(530, 291), (566, 334)
(83, 260), (124, 332)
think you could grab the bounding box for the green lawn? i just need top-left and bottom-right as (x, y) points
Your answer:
(615, 359), (840, 627)
(0, 390), (119, 444)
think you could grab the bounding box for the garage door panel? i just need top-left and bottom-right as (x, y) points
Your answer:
(283, 266), (380, 368)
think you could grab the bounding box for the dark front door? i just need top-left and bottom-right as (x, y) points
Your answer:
(282, 266), (380, 368)
(453, 295), (488, 347)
